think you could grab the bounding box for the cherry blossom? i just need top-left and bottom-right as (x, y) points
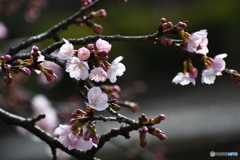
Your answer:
(89, 67), (107, 82)
(32, 94), (58, 134)
(96, 38), (112, 53)
(54, 124), (79, 150)
(0, 21), (8, 40)
(201, 53), (227, 84)
(65, 57), (89, 80)
(187, 29), (209, 55)
(172, 72), (196, 85)
(107, 56), (126, 83)
(78, 47), (90, 61)
(58, 39), (74, 60)
(54, 124), (98, 151)
(85, 87), (108, 111)
(75, 137), (97, 151)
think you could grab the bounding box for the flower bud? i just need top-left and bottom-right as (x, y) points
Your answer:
(160, 17), (167, 23)
(112, 85), (121, 92)
(139, 114), (149, 124)
(156, 132), (168, 141)
(69, 118), (76, 125)
(92, 23), (103, 34)
(110, 92), (120, 99)
(111, 103), (121, 111)
(92, 134), (100, 144)
(138, 126), (148, 148)
(4, 73), (12, 86)
(4, 55), (11, 61)
(101, 55), (109, 60)
(90, 9), (107, 19)
(163, 22), (173, 29)
(128, 102), (139, 112)
(4, 64), (11, 70)
(87, 44), (95, 50)
(81, 0), (92, 7)
(32, 46), (39, 53)
(83, 130), (91, 141)
(178, 21), (187, 28)
(20, 67), (31, 76)
(78, 47), (90, 61)
(0, 56), (5, 60)
(75, 109), (86, 115)
(148, 114), (166, 125)
(139, 137), (148, 148)
(189, 66), (198, 79)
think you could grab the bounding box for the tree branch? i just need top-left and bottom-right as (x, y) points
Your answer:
(0, 106), (99, 160)
(6, 0), (104, 56)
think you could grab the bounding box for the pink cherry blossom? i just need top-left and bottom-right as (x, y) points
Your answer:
(54, 124), (98, 151)
(89, 67), (107, 82)
(85, 87), (108, 111)
(187, 29), (209, 55)
(78, 47), (90, 61)
(54, 124), (79, 150)
(32, 94), (58, 134)
(75, 137), (97, 151)
(0, 21), (8, 40)
(172, 72), (196, 85)
(65, 57), (89, 80)
(58, 38), (74, 60)
(201, 53), (227, 84)
(96, 38), (112, 53)
(107, 56), (126, 83)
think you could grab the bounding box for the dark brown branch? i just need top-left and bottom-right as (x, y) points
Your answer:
(86, 123), (139, 158)
(6, 0), (104, 56)
(0, 107), (99, 160)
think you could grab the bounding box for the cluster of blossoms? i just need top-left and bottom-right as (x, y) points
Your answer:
(172, 29), (227, 85)
(138, 114), (167, 147)
(57, 38), (126, 83)
(0, 46), (57, 86)
(54, 86), (108, 150)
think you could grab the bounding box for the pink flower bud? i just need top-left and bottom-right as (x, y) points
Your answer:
(4, 55), (11, 61)
(32, 45), (39, 53)
(96, 9), (107, 18)
(160, 18), (167, 23)
(139, 114), (149, 124)
(4, 74), (12, 86)
(78, 47), (90, 60)
(92, 24), (103, 34)
(87, 44), (95, 50)
(189, 66), (198, 79)
(101, 55), (109, 60)
(139, 137), (148, 148)
(4, 64), (11, 70)
(81, 0), (92, 6)
(20, 67), (31, 76)
(69, 118), (76, 125)
(92, 134), (100, 144)
(156, 132), (168, 141)
(0, 56), (5, 60)
(112, 85), (121, 92)
(163, 22), (173, 29)
(128, 102), (139, 112)
(177, 27), (183, 31)
(178, 22), (187, 28)
(75, 109), (86, 115)
(83, 130), (91, 141)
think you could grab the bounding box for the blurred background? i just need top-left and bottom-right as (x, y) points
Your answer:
(1, 0), (240, 160)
